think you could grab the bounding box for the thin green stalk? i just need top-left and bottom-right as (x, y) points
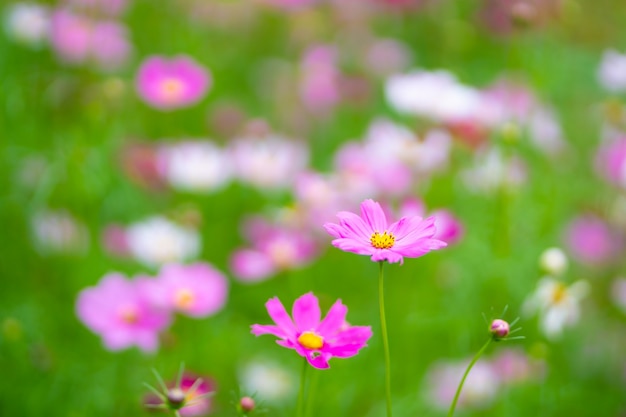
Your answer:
(378, 261), (393, 417)
(296, 357), (308, 417)
(447, 338), (492, 417)
(304, 364), (320, 417)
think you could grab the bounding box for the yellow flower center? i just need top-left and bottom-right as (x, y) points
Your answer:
(370, 231), (395, 249)
(160, 78), (185, 101)
(119, 306), (138, 324)
(297, 331), (324, 350)
(175, 288), (195, 309)
(551, 283), (568, 304)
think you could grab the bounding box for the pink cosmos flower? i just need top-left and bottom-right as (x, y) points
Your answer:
(136, 55), (211, 110)
(76, 273), (171, 352)
(323, 199), (447, 264)
(252, 292), (372, 369)
(396, 197), (464, 245)
(595, 137), (626, 189)
(150, 263), (229, 318)
(49, 9), (131, 70)
(564, 214), (622, 266)
(230, 217), (318, 282)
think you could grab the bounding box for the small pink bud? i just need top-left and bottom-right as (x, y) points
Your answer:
(166, 387), (186, 410)
(240, 396), (255, 413)
(490, 319), (510, 339)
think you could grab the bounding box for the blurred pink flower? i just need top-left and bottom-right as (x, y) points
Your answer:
(148, 263), (229, 318)
(425, 359), (499, 410)
(136, 55), (211, 110)
(76, 273), (171, 352)
(64, 0), (129, 16)
(251, 292), (372, 369)
(258, 0), (319, 11)
(49, 9), (131, 70)
(598, 49), (626, 93)
(32, 209), (90, 254)
(595, 137), (626, 189)
(230, 217), (318, 282)
(397, 198), (464, 245)
(491, 348), (545, 384)
(157, 140), (232, 193)
(324, 199), (447, 264)
(334, 141), (413, 200)
(101, 224), (130, 257)
(177, 373), (215, 417)
(365, 38), (412, 77)
(564, 214), (622, 265)
(229, 134), (309, 190)
(299, 45), (340, 114)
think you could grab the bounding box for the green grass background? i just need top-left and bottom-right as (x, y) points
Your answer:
(1, 0), (626, 416)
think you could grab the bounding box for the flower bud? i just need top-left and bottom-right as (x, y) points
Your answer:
(240, 396), (255, 413)
(490, 319), (510, 339)
(166, 387), (186, 410)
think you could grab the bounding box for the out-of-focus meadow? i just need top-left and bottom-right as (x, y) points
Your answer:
(2, 0), (626, 416)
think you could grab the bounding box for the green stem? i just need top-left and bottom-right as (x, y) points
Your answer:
(296, 357), (308, 417)
(304, 363), (320, 417)
(447, 338), (492, 417)
(378, 261), (393, 417)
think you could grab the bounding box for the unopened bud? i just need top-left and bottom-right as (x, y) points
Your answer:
(490, 319), (510, 339)
(240, 396), (255, 413)
(166, 388), (186, 410)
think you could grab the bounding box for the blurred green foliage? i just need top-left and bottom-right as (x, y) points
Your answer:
(2, 0), (626, 416)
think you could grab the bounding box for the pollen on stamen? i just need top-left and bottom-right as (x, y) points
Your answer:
(370, 231), (395, 249)
(160, 78), (185, 100)
(297, 331), (324, 350)
(175, 288), (195, 309)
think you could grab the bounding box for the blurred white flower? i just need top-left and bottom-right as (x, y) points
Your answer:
(611, 277), (626, 314)
(385, 70), (482, 123)
(424, 359), (499, 411)
(365, 118), (451, 175)
(528, 107), (567, 156)
(229, 134), (308, 190)
(4, 3), (49, 47)
(462, 147), (527, 193)
(31, 209), (89, 254)
(523, 277), (590, 340)
(539, 247), (568, 277)
(597, 49), (626, 93)
(125, 216), (200, 268)
(157, 141), (232, 193)
(239, 359), (295, 403)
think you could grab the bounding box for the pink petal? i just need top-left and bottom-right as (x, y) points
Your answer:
(360, 199), (389, 232)
(292, 292), (321, 331)
(331, 238), (374, 255)
(371, 249), (404, 264)
(316, 299), (347, 336)
(335, 211), (373, 240)
(305, 351), (330, 369)
(251, 324), (288, 338)
(265, 297), (297, 338)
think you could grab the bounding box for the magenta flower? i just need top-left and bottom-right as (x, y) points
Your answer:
(150, 263), (229, 318)
(323, 199), (447, 264)
(229, 216), (318, 283)
(251, 292), (372, 369)
(136, 55), (211, 110)
(76, 273), (171, 352)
